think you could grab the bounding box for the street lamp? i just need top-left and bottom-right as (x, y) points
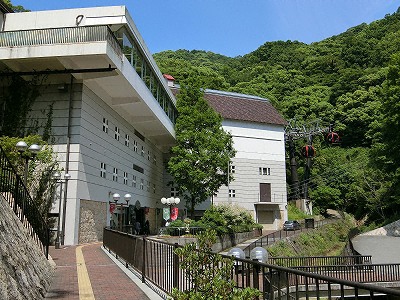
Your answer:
(53, 172), (70, 249)
(111, 193), (132, 232)
(16, 141), (41, 186)
(160, 197), (180, 225)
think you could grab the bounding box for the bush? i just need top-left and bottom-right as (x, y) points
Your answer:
(200, 204), (259, 235)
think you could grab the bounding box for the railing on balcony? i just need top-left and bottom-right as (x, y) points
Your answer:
(0, 145), (49, 258)
(103, 227), (400, 299)
(0, 25), (123, 57)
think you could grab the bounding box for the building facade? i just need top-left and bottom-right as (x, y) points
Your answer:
(0, 4), (288, 244)
(167, 78), (288, 230)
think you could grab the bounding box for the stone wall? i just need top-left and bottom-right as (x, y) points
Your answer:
(78, 199), (107, 244)
(360, 220), (400, 237)
(0, 195), (54, 299)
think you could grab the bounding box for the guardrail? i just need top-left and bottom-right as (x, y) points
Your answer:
(0, 145), (49, 258)
(103, 227), (400, 299)
(158, 226), (204, 236)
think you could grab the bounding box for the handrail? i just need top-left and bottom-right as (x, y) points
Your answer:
(103, 227), (400, 299)
(0, 145), (49, 258)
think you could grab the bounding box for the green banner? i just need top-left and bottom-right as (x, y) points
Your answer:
(163, 207), (170, 221)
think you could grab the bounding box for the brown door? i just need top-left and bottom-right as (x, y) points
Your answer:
(260, 183), (271, 202)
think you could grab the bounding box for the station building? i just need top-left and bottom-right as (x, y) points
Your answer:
(0, 4), (287, 245)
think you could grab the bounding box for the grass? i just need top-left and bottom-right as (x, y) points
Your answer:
(267, 214), (356, 257)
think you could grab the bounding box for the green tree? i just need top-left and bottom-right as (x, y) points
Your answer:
(3, 0), (29, 12)
(167, 75), (236, 218)
(171, 230), (261, 300)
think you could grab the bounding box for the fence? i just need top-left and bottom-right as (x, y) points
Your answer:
(269, 255), (372, 267)
(103, 227), (400, 299)
(0, 145), (49, 258)
(243, 218), (336, 258)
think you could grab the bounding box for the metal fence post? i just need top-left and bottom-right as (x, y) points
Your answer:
(142, 236), (146, 283)
(173, 242), (179, 289)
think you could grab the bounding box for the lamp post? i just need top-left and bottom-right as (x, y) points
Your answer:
(53, 172), (70, 249)
(160, 197), (180, 224)
(16, 141), (41, 186)
(111, 193), (131, 232)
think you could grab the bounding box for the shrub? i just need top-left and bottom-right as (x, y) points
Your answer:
(199, 204), (259, 235)
(170, 230), (261, 300)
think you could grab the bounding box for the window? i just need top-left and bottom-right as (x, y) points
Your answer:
(147, 150), (151, 161)
(132, 175), (137, 188)
(230, 165), (236, 174)
(100, 162), (106, 178)
(102, 118), (108, 133)
(113, 168), (118, 182)
(140, 179), (144, 190)
(123, 172), (128, 185)
(153, 155), (157, 165)
(114, 126), (120, 141)
(141, 146), (145, 157)
(171, 186), (179, 197)
(259, 167), (270, 176)
(125, 134), (130, 147)
(133, 140), (138, 153)
(153, 183), (156, 193)
(229, 189), (236, 198)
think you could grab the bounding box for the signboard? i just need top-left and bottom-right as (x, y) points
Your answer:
(163, 207), (170, 221)
(170, 207), (178, 221)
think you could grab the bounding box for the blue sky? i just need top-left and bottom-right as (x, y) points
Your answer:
(13, 0), (400, 57)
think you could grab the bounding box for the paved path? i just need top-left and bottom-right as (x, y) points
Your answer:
(352, 235), (400, 264)
(45, 242), (161, 300)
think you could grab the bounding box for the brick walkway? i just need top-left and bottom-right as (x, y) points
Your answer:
(45, 242), (156, 300)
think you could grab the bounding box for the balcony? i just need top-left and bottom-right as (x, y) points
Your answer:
(0, 25), (176, 148)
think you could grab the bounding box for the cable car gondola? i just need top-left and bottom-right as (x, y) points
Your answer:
(326, 132), (340, 144)
(302, 145), (316, 158)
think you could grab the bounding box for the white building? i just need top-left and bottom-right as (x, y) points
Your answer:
(167, 77), (288, 230)
(0, 4), (287, 244)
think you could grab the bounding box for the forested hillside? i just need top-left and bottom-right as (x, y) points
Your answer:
(154, 8), (400, 225)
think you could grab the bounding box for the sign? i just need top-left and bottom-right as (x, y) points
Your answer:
(170, 207), (179, 221)
(163, 207), (170, 221)
(109, 203), (116, 214)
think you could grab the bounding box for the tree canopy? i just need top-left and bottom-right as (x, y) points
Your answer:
(156, 8), (400, 224)
(167, 75), (236, 217)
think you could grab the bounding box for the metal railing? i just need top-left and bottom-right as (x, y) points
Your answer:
(243, 218), (336, 258)
(158, 226), (204, 236)
(269, 255), (372, 267)
(103, 227), (400, 299)
(0, 25), (123, 57)
(0, 145), (49, 258)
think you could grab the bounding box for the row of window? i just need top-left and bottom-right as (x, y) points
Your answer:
(229, 165), (271, 176)
(102, 117), (158, 165)
(115, 29), (178, 124)
(100, 162), (156, 193)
